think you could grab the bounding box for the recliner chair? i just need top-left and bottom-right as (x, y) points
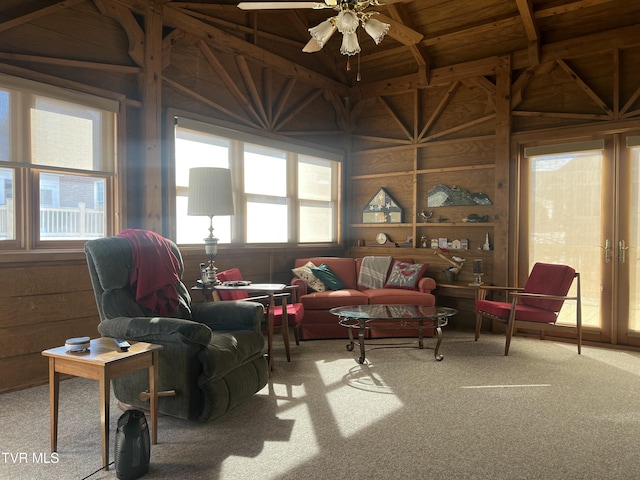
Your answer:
(84, 233), (268, 421)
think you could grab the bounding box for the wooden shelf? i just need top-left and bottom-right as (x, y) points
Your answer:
(350, 223), (414, 228)
(416, 163), (494, 175)
(417, 222), (495, 227)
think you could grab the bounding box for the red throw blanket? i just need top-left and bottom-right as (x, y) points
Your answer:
(118, 229), (180, 316)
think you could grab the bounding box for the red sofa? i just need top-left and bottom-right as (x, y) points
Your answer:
(291, 257), (437, 340)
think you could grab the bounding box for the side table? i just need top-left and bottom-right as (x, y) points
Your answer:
(213, 283), (291, 372)
(42, 338), (163, 471)
(437, 282), (490, 336)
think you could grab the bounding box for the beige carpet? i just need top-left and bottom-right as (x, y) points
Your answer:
(2, 331), (640, 480)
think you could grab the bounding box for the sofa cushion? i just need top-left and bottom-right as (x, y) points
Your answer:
(292, 261), (326, 292)
(384, 261), (429, 290)
(311, 263), (346, 290)
(365, 288), (435, 306)
(295, 258), (358, 289)
(300, 289), (369, 310)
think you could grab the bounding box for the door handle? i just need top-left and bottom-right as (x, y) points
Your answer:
(599, 239), (611, 263)
(619, 240), (629, 264)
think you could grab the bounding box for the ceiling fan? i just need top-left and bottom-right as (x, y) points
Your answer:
(237, 1), (422, 57)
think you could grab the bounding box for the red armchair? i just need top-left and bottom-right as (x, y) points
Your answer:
(475, 262), (582, 355)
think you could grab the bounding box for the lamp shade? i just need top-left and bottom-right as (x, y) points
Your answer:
(187, 167), (235, 217)
(363, 17), (390, 45)
(309, 18), (337, 47)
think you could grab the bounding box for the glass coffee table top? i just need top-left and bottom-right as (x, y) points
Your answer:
(330, 305), (457, 363)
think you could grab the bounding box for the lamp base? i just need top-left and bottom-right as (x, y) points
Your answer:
(469, 273), (484, 286)
(205, 262), (220, 285)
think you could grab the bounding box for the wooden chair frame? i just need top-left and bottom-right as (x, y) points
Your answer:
(475, 272), (582, 355)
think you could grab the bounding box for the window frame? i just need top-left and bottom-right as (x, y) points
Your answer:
(0, 74), (119, 251)
(171, 115), (343, 247)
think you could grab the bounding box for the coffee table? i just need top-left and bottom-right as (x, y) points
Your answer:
(330, 305), (457, 364)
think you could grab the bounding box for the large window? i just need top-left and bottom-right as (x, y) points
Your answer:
(0, 75), (117, 246)
(174, 118), (341, 245)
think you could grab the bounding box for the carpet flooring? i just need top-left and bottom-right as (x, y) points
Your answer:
(2, 331), (640, 480)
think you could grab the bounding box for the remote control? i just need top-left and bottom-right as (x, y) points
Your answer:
(114, 338), (130, 352)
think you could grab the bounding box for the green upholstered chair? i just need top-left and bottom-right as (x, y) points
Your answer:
(84, 233), (268, 421)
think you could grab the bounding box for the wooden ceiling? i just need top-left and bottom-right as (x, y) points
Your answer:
(1, 0), (639, 90)
(160, 0), (640, 86)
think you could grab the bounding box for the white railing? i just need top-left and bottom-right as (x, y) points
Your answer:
(0, 200), (104, 239)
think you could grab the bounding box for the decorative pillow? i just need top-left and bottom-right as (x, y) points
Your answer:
(311, 263), (346, 291)
(292, 261), (326, 292)
(384, 261), (429, 291)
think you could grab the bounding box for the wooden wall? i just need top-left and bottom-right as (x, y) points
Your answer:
(0, 1), (346, 393)
(0, 1), (639, 392)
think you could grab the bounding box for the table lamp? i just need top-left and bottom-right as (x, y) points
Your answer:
(187, 167), (235, 284)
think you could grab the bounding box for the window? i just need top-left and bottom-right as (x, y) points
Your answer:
(174, 117), (341, 245)
(0, 75), (117, 247)
(174, 127), (231, 245)
(298, 155), (335, 243)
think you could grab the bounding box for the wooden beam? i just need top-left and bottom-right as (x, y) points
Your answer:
(197, 40), (265, 128)
(516, 0), (538, 41)
(421, 114), (496, 143)
(620, 86), (640, 118)
(512, 111), (612, 121)
(273, 90), (323, 132)
(141, 0), (164, 232)
(386, 4), (430, 80)
(235, 55), (270, 129)
(422, 15), (520, 47)
(0, 0), (86, 34)
(377, 96), (413, 141)
(557, 59), (614, 118)
(162, 4), (349, 96)
(418, 81), (460, 141)
(94, 0), (145, 67)
(272, 77), (297, 131)
(172, 4), (305, 51)
(163, 76), (259, 128)
(0, 52), (141, 74)
(493, 54), (511, 288)
(515, 0), (541, 65)
(535, 0), (615, 19)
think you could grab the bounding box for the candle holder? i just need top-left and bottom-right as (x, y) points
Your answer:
(470, 259), (484, 285)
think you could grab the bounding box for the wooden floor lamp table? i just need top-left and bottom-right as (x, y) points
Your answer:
(42, 337), (163, 471)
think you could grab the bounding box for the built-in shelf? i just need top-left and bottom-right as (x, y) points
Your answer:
(350, 223), (414, 228)
(417, 222), (495, 227)
(416, 163), (495, 175)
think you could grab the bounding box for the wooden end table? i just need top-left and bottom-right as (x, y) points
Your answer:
(42, 338), (163, 471)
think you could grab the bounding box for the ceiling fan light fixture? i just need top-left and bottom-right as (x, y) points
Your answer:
(335, 9), (359, 34)
(363, 17), (390, 45)
(309, 18), (337, 46)
(340, 31), (361, 56)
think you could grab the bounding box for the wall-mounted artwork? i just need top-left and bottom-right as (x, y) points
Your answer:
(427, 184), (492, 207)
(362, 188), (404, 223)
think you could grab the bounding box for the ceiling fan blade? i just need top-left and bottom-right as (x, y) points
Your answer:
(375, 13), (423, 46)
(302, 37), (324, 53)
(238, 2), (331, 10)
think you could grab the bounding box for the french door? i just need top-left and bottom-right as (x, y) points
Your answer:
(521, 132), (640, 347)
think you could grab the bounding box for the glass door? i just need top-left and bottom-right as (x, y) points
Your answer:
(617, 135), (640, 345)
(523, 142), (611, 342)
(522, 133), (640, 347)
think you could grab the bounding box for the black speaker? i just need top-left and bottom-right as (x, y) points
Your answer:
(115, 409), (150, 480)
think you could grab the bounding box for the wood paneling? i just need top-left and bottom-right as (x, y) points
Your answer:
(0, 0), (639, 393)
